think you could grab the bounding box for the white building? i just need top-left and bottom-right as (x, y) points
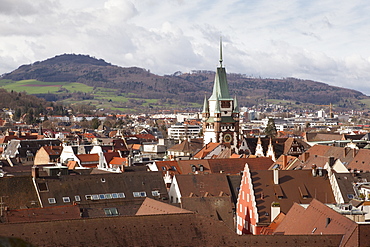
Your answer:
(168, 124), (201, 140)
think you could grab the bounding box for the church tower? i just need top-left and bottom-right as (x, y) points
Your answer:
(202, 39), (240, 151)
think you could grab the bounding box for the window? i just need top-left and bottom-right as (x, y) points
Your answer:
(117, 193), (125, 198)
(199, 165), (204, 172)
(104, 208), (119, 216)
(63, 197), (70, 203)
(75, 195), (81, 202)
(37, 182), (48, 192)
(133, 192), (146, 197)
(92, 194), (99, 200)
(152, 191), (160, 196)
(48, 198), (56, 204)
(85, 195), (92, 200)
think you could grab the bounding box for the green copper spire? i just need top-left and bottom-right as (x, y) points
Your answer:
(209, 38), (232, 101)
(215, 94), (221, 114)
(202, 95), (209, 113)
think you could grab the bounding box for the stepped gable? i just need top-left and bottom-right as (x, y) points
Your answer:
(247, 169), (335, 225)
(242, 137), (286, 157)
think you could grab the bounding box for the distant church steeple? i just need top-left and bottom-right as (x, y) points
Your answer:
(202, 38), (240, 151)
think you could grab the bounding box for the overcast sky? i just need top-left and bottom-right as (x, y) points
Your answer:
(1, 0), (370, 95)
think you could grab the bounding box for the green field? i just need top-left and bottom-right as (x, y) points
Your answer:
(0, 79), (94, 94)
(0, 79), (201, 113)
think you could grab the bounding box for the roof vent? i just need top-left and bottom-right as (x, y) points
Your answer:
(326, 217), (331, 227)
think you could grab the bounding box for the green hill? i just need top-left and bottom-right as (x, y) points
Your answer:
(1, 54), (369, 113)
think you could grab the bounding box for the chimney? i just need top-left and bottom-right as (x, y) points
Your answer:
(32, 166), (39, 179)
(344, 147), (350, 156)
(273, 169), (279, 184)
(312, 164), (317, 177)
(271, 202), (281, 222)
(282, 155), (287, 170)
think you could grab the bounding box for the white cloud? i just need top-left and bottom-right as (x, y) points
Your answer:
(1, 0), (370, 94)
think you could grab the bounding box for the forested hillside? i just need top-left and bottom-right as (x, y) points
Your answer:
(2, 54), (368, 112)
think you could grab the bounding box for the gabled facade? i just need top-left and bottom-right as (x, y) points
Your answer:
(202, 40), (239, 151)
(236, 167), (335, 235)
(34, 145), (63, 165)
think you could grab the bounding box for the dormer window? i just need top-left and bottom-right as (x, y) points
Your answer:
(191, 165), (197, 172)
(199, 165), (204, 172)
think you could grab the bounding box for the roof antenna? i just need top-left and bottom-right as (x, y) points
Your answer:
(219, 37), (223, 68)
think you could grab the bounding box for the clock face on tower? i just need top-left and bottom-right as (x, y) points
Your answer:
(224, 133), (232, 143)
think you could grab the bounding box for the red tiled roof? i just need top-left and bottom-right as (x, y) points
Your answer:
(136, 198), (192, 215)
(193, 142), (220, 159)
(274, 199), (358, 246)
(109, 157), (127, 166)
(5, 205), (81, 223)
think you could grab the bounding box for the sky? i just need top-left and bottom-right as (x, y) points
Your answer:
(1, 0), (370, 95)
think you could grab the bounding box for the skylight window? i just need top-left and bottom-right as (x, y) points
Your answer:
(48, 198), (56, 204)
(133, 192), (147, 197)
(75, 195), (81, 202)
(62, 197), (70, 203)
(92, 194), (100, 200)
(117, 193), (125, 198)
(99, 194), (106, 199)
(112, 193), (118, 199)
(104, 208), (119, 216)
(152, 191), (160, 196)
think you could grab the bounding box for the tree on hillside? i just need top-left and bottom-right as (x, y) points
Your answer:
(264, 118), (277, 138)
(91, 117), (100, 130)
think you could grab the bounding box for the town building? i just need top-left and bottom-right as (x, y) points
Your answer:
(202, 40), (240, 151)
